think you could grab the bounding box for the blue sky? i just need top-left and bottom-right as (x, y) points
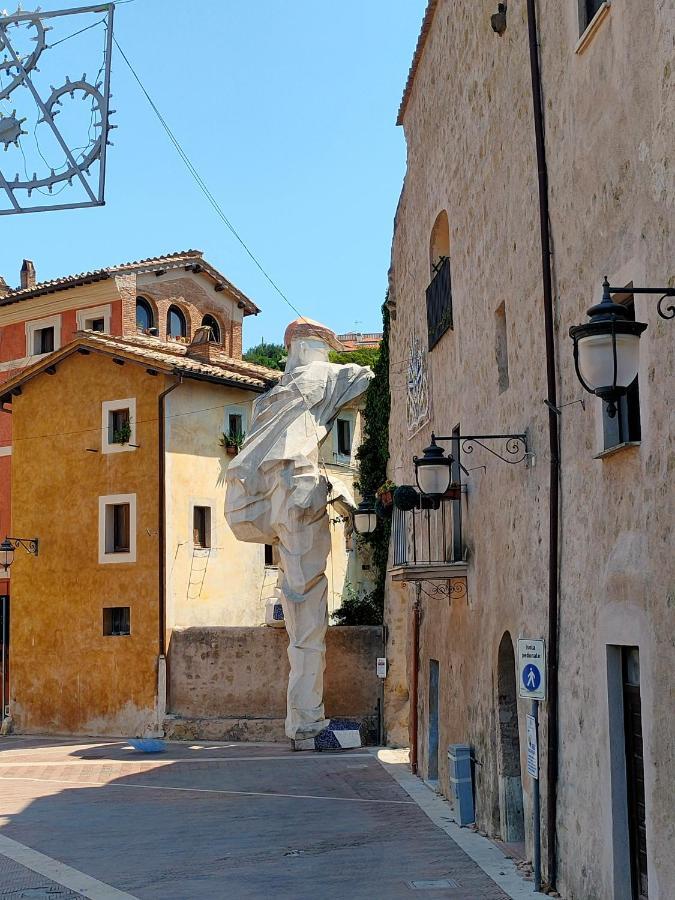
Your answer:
(0, 0), (426, 348)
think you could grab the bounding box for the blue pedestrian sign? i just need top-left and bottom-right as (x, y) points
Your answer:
(517, 639), (546, 701)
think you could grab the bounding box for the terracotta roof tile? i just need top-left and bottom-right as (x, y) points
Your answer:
(396, 0), (439, 126)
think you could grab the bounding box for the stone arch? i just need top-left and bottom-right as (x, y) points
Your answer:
(429, 209), (450, 278)
(496, 631), (525, 842)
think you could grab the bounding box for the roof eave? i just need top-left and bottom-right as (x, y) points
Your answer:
(396, 0), (439, 126)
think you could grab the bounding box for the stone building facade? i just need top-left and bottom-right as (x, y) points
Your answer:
(385, 2), (673, 899)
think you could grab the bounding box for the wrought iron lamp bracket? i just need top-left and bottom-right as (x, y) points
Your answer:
(420, 580), (467, 601)
(434, 432), (530, 466)
(604, 284), (675, 321)
(4, 536), (39, 556)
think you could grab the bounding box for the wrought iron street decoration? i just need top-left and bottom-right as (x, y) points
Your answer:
(406, 333), (430, 436)
(0, 3), (114, 215)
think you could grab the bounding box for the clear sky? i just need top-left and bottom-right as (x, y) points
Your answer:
(0, 0), (427, 348)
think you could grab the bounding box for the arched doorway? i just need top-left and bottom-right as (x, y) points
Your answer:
(497, 632), (525, 842)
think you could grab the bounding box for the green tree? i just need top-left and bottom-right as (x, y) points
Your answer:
(332, 297), (390, 626)
(243, 341), (286, 370)
(329, 347), (380, 369)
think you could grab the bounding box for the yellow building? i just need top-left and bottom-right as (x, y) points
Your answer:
(1, 331), (278, 735)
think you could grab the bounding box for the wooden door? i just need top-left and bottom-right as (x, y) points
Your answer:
(622, 648), (648, 900)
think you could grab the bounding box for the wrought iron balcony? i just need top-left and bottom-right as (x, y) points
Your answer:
(390, 497), (466, 584)
(426, 256), (453, 351)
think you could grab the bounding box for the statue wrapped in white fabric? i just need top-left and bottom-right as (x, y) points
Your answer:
(225, 318), (373, 749)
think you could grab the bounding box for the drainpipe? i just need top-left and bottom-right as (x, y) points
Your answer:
(158, 375), (182, 724)
(525, 1), (560, 890)
(410, 583), (421, 774)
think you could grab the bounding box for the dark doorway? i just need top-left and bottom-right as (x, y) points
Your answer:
(497, 633), (524, 842)
(428, 659), (440, 782)
(0, 594), (8, 718)
(622, 647), (648, 899)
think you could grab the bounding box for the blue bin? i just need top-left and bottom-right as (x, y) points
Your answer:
(448, 743), (475, 826)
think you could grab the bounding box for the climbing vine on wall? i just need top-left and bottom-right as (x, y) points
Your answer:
(332, 296), (391, 626)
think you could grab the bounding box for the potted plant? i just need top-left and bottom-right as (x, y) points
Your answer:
(219, 429), (246, 456)
(375, 479), (397, 510)
(113, 420), (132, 446)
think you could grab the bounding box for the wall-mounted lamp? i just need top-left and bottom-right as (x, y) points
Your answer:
(413, 434), (454, 500)
(352, 497), (377, 535)
(1, 536), (39, 572)
(569, 277), (675, 417)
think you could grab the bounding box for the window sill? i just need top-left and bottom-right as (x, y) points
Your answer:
(575, 2), (611, 55)
(594, 440), (640, 460)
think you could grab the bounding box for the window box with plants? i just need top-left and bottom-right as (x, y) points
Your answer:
(375, 479), (397, 515)
(220, 429), (246, 456)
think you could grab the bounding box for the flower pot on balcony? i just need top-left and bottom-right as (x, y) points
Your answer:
(225, 445), (238, 456)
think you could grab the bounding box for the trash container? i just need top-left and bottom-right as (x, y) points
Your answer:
(448, 743), (475, 826)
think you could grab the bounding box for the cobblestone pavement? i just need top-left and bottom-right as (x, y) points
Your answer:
(0, 853), (84, 899)
(0, 737), (516, 899)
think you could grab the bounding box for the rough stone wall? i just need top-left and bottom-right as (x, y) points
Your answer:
(167, 625), (383, 723)
(388, 1), (673, 898)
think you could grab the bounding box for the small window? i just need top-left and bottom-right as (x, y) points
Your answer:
(109, 407), (131, 445)
(193, 505), (211, 549)
(99, 493), (136, 564)
(337, 418), (352, 457)
(495, 301), (510, 393)
(228, 413), (244, 438)
(167, 305), (187, 339)
(201, 314), (221, 343)
(103, 607), (130, 636)
(91, 318), (105, 332)
(34, 326), (54, 355)
(602, 294), (641, 451)
(264, 544), (275, 566)
(106, 503), (130, 554)
(136, 297), (154, 332)
(580, 0), (605, 32)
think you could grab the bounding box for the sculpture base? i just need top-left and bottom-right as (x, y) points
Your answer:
(292, 718), (362, 752)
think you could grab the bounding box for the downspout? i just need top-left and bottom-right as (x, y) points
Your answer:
(410, 583), (421, 774)
(158, 375), (182, 726)
(525, 1), (560, 889)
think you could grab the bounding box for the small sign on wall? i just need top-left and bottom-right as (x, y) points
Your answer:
(376, 657), (387, 679)
(526, 714), (538, 779)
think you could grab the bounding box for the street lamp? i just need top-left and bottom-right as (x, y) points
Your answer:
(569, 278), (675, 417)
(413, 434), (454, 500)
(353, 497), (377, 535)
(0, 536), (39, 572)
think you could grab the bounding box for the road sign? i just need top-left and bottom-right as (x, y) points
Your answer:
(526, 714), (538, 779)
(517, 638), (546, 701)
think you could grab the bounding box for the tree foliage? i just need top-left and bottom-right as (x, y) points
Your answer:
(329, 347), (380, 369)
(243, 341), (286, 370)
(332, 297), (390, 626)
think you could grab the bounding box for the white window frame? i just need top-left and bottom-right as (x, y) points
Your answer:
(76, 303), (112, 333)
(189, 498), (216, 554)
(223, 404), (248, 439)
(333, 411), (355, 465)
(101, 398), (137, 455)
(99, 493), (136, 564)
(25, 314), (61, 359)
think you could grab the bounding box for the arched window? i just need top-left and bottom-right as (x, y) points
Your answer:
(201, 314), (221, 343)
(167, 305), (187, 339)
(429, 210), (450, 277)
(136, 297), (154, 332)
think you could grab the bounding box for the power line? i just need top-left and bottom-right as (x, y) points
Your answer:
(112, 36), (306, 324)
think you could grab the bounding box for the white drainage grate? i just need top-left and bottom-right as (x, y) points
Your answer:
(408, 878), (461, 890)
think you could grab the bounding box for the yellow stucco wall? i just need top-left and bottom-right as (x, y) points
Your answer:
(10, 351), (165, 735)
(164, 380), (269, 630)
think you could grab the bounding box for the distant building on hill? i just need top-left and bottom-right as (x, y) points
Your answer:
(337, 331), (382, 351)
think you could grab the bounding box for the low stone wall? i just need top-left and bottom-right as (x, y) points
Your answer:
(166, 625), (383, 742)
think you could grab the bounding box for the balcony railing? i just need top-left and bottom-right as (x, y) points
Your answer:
(426, 256), (453, 351)
(391, 497), (461, 568)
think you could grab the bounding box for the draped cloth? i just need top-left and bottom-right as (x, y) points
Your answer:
(226, 360), (373, 740)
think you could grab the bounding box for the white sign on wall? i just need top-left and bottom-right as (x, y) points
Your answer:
(376, 657), (387, 679)
(517, 638), (546, 701)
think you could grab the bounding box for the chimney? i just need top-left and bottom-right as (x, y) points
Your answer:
(20, 259), (36, 290)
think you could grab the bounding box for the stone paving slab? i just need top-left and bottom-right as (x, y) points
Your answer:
(0, 737), (518, 899)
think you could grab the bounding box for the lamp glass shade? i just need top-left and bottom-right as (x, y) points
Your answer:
(0, 541), (13, 571)
(354, 511), (377, 534)
(577, 332), (640, 392)
(417, 462), (451, 497)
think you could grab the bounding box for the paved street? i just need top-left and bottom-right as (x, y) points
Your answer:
(0, 738), (522, 900)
